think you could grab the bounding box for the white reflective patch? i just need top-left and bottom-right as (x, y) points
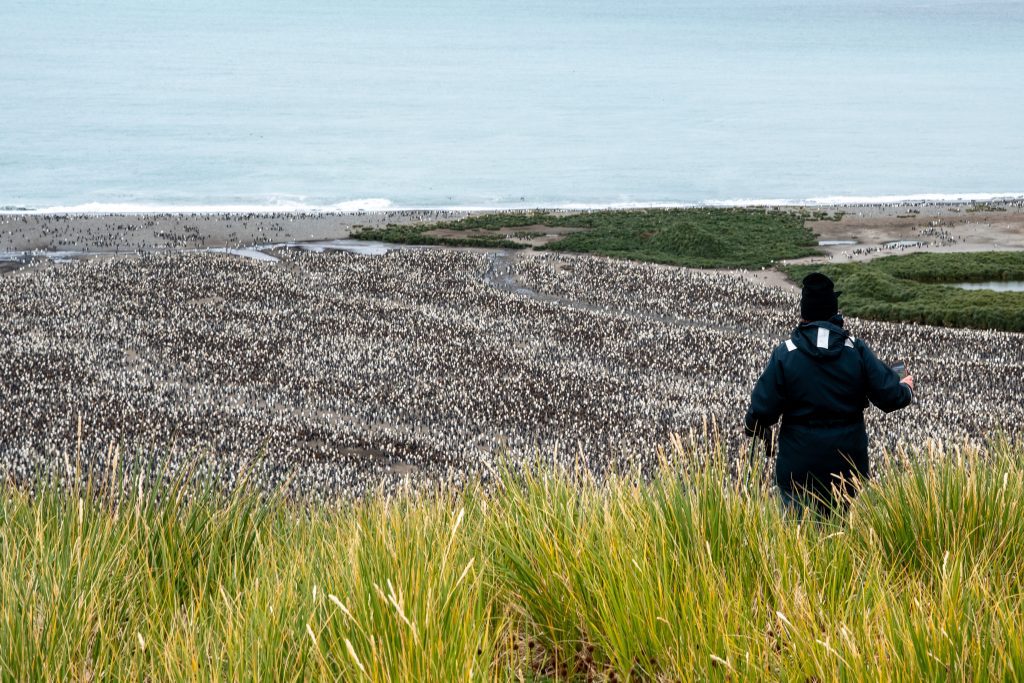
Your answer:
(785, 339), (797, 352)
(848, 335), (856, 343)
(816, 328), (830, 348)
(845, 338), (854, 348)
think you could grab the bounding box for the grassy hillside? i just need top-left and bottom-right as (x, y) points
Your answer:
(786, 252), (1024, 332)
(354, 207), (825, 268)
(4, 435), (1024, 680)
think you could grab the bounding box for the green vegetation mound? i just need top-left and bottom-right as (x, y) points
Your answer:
(355, 207), (824, 268)
(5, 436), (1024, 679)
(542, 207), (820, 267)
(787, 252), (1024, 332)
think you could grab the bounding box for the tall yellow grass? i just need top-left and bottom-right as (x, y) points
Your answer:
(2, 434), (1022, 680)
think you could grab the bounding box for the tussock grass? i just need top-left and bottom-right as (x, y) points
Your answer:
(786, 252), (1024, 331)
(355, 207), (823, 268)
(3, 435), (1024, 680)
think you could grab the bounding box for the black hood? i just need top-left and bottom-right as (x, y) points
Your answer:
(791, 320), (851, 360)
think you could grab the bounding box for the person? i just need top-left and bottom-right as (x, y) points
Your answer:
(744, 272), (914, 517)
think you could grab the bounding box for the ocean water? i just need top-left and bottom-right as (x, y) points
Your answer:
(2, 0), (1022, 211)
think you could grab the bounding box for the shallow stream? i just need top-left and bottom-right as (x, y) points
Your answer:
(950, 281), (1024, 292)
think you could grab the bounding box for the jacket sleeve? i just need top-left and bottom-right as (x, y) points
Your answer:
(860, 342), (912, 413)
(745, 348), (786, 438)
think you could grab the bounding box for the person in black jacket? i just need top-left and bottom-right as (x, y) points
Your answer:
(744, 272), (914, 517)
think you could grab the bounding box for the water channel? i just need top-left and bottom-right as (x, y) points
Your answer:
(951, 281), (1024, 292)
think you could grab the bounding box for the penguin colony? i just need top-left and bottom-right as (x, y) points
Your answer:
(0, 210), (506, 253)
(0, 248), (1020, 501)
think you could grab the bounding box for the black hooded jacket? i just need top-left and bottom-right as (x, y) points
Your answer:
(744, 320), (912, 494)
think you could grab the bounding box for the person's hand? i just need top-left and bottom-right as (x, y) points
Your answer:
(901, 374), (914, 393)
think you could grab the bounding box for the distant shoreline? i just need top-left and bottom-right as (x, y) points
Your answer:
(2, 193), (1023, 216)
(1, 201), (1021, 279)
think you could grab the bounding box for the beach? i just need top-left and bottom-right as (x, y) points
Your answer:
(0, 203), (1021, 499)
(3, 200), (1021, 265)
(0, 210), (463, 254)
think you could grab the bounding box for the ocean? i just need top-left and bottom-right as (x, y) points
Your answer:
(2, 0), (1022, 212)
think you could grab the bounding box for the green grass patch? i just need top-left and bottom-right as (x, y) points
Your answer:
(354, 208), (825, 268)
(4, 436), (1024, 679)
(786, 251), (1024, 331)
(351, 223), (528, 249)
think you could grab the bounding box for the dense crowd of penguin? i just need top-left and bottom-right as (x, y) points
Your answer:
(0, 210), (470, 253)
(0, 245), (1020, 501)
